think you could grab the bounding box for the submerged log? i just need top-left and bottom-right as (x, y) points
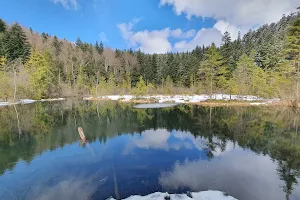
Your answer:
(78, 127), (86, 141)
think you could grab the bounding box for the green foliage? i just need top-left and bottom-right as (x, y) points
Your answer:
(76, 65), (88, 95)
(41, 32), (48, 43)
(0, 70), (12, 100)
(4, 23), (30, 62)
(0, 19), (6, 33)
(95, 41), (104, 54)
(121, 71), (131, 94)
(0, 56), (6, 66)
(199, 43), (225, 95)
(165, 75), (173, 94)
(107, 73), (116, 94)
(133, 76), (147, 96)
(0, 13), (299, 99)
(26, 48), (52, 99)
(91, 76), (107, 96)
(52, 36), (61, 57)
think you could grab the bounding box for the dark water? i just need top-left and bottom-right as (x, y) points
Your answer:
(0, 100), (300, 200)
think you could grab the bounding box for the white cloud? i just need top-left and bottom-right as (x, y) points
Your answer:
(99, 32), (108, 42)
(158, 151), (284, 200)
(51, 0), (79, 10)
(160, 0), (298, 26)
(117, 19), (197, 54)
(133, 129), (171, 149)
(160, 0), (298, 41)
(170, 29), (196, 38)
(213, 20), (241, 40)
(174, 28), (223, 52)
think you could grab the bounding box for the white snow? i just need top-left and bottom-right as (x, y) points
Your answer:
(250, 102), (266, 105)
(0, 99), (36, 107)
(108, 191), (237, 200)
(20, 99), (37, 104)
(133, 103), (179, 109)
(90, 94), (271, 104)
(0, 98), (65, 107)
(40, 98), (65, 102)
(0, 102), (10, 107)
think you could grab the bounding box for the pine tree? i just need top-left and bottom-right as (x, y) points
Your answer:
(4, 23), (30, 62)
(52, 36), (61, 57)
(0, 19), (6, 33)
(95, 41), (100, 53)
(99, 41), (104, 54)
(0, 33), (6, 57)
(41, 32), (48, 43)
(285, 9), (300, 103)
(199, 43), (224, 96)
(234, 53), (269, 97)
(134, 76), (147, 96)
(75, 37), (83, 48)
(165, 75), (173, 94)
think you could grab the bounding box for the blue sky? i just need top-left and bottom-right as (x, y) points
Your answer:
(0, 0), (298, 53)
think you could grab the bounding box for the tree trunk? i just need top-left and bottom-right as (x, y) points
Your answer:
(96, 74), (99, 97)
(297, 81), (299, 104)
(58, 68), (61, 85)
(210, 76), (213, 98)
(72, 63), (75, 86)
(13, 66), (17, 102)
(14, 105), (21, 137)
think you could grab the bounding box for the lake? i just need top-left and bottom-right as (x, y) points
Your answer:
(0, 100), (300, 200)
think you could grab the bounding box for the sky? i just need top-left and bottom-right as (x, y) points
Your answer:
(0, 0), (298, 54)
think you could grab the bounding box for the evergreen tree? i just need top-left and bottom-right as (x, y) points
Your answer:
(199, 43), (224, 96)
(99, 41), (104, 54)
(26, 49), (52, 99)
(95, 41), (100, 53)
(41, 32), (48, 43)
(4, 23), (30, 62)
(285, 9), (300, 103)
(52, 36), (61, 57)
(221, 31), (235, 71)
(133, 76), (147, 96)
(0, 19), (7, 33)
(75, 37), (83, 48)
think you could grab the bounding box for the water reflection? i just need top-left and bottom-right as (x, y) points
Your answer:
(0, 101), (299, 200)
(159, 144), (283, 200)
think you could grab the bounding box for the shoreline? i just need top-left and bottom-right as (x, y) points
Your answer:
(83, 94), (293, 107)
(0, 98), (65, 107)
(0, 94), (298, 108)
(85, 98), (289, 107)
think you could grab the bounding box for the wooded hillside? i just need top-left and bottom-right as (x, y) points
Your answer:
(0, 9), (299, 102)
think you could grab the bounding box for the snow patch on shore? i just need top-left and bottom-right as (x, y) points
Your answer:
(108, 191), (237, 200)
(133, 103), (179, 109)
(0, 98), (65, 107)
(89, 94), (272, 104)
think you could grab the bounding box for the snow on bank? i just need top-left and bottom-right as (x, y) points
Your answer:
(108, 191), (237, 200)
(86, 94), (276, 104)
(133, 103), (179, 109)
(0, 98), (65, 107)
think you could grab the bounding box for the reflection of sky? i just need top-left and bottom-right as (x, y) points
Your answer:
(1, 129), (299, 200)
(126, 129), (234, 157)
(159, 149), (287, 200)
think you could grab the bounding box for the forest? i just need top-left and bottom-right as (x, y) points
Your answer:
(0, 9), (299, 103)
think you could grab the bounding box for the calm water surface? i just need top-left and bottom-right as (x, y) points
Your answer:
(0, 100), (300, 200)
